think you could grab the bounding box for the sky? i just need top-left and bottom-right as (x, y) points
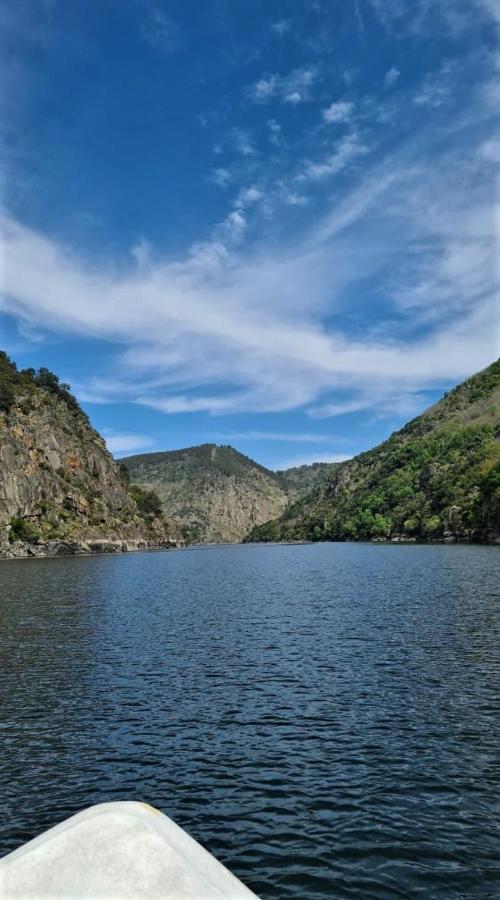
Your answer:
(1, 0), (499, 470)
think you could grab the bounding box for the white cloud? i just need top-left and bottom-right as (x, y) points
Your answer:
(139, 395), (238, 414)
(220, 209), (247, 241)
(251, 76), (278, 102)
(217, 431), (342, 443)
(272, 20), (291, 36)
(274, 453), (352, 471)
(131, 239), (151, 268)
(297, 135), (368, 181)
(232, 127), (256, 156)
(284, 191), (308, 206)
(477, 0), (500, 24)
(478, 138), (500, 164)
(384, 66), (400, 87)
(370, 0), (500, 34)
(311, 391), (431, 419)
(235, 185), (263, 208)
(102, 431), (155, 456)
(354, 0), (365, 34)
(322, 101), (354, 123)
(414, 83), (448, 108)
(210, 167), (231, 188)
(413, 62), (457, 108)
(141, 8), (180, 52)
(1, 107), (498, 422)
(268, 119), (282, 146)
(248, 67), (317, 105)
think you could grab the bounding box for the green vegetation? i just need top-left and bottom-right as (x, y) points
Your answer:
(9, 517), (41, 543)
(0, 351), (87, 419)
(246, 359), (500, 544)
(128, 485), (163, 518)
(126, 443), (282, 481)
(276, 462), (339, 498)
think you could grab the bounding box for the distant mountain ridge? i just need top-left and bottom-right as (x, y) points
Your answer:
(122, 444), (336, 543)
(246, 359), (500, 545)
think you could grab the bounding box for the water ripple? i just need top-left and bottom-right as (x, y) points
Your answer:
(0, 543), (499, 899)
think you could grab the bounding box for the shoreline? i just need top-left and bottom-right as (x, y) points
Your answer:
(0, 537), (182, 561)
(2, 533), (499, 560)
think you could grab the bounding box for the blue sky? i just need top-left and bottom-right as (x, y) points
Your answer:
(1, 0), (499, 469)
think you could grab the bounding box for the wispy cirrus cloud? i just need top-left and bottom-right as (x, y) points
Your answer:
(102, 430), (155, 456)
(215, 431), (345, 443)
(2, 122), (497, 423)
(311, 390), (432, 420)
(1, 25), (498, 426)
(141, 8), (181, 52)
(368, 0), (496, 36)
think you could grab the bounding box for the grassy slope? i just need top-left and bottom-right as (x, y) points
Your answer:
(246, 359), (500, 544)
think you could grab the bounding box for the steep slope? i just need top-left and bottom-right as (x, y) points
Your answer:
(123, 443), (291, 542)
(278, 462), (340, 501)
(246, 359), (500, 544)
(0, 352), (181, 556)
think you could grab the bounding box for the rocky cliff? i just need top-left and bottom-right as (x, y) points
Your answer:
(0, 353), (181, 557)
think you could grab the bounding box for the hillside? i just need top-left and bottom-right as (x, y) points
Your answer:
(0, 352), (181, 557)
(246, 359), (500, 544)
(122, 443), (289, 543)
(278, 461), (340, 501)
(122, 445), (335, 543)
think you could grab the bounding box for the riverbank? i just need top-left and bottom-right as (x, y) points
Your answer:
(0, 537), (182, 560)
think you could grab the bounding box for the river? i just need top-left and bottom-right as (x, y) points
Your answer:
(1, 543), (499, 898)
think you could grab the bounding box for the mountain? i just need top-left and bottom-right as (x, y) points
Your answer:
(122, 446), (336, 543)
(122, 444), (287, 543)
(246, 360), (500, 545)
(0, 352), (181, 558)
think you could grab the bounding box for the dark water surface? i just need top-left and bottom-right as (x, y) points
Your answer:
(1, 543), (499, 898)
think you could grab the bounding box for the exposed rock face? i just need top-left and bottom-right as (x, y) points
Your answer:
(0, 363), (182, 556)
(122, 444), (290, 543)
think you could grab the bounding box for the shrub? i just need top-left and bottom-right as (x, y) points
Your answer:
(424, 515), (441, 534)
(118, 462), (131, 485)
(9, 517), (41, 543)
(129, 485), (163, 518)
(0, 351), (87, 419)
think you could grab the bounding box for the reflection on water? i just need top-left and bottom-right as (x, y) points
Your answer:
(1, 543), (499, 898)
